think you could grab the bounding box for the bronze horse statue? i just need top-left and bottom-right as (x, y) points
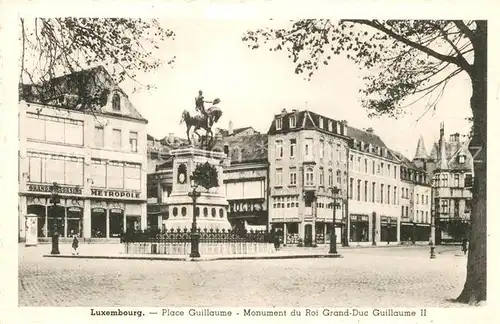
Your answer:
(180, 106), (223, 148)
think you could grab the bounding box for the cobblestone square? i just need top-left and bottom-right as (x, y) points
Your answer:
(19, 244), (467, 307)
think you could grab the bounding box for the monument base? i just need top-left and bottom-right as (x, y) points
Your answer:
(164, 147), (232, 231)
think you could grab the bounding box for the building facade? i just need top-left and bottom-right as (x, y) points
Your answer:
(18, 67), (148, 241)
(392, 141), (432, 243)
(267, 109), (350, 246)
(345, 127), (401, 245)
(213, 133), (269, 230)
(431, 124), (473, 243)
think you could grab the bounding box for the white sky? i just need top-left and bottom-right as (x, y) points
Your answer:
(120, 19), (473, 160)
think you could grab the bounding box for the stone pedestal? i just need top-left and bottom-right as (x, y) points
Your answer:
(164, 148), (231, 230)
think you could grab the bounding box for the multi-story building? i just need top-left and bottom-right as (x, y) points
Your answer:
(391, 139), (432, 243)
(213, 133), (269, 231)
(430, 124), (473, 243)
(345, 126), (401, 245)
(267, 109), (350, 246)
(18, 66), (148, 241)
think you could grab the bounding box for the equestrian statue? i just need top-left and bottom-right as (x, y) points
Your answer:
(180, 90), (223, 149)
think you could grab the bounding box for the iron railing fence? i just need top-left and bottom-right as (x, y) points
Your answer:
(121, 228), (275, 244)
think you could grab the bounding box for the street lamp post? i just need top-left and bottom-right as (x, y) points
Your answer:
(188, 178), (201, 258)
(50, 182), (61, 255)
(329, 187), (340, 254)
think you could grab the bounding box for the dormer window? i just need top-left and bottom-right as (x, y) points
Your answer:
(458, 154), (465, 164)
(319, 117), (324, 129)
(112, 93), (121, 111)
(289, 115), (296, 128)
(328, 120), (333, 132)
(276, 118), (283, 130)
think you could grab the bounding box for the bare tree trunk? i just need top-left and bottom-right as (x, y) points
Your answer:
(456, 21), (487, 304)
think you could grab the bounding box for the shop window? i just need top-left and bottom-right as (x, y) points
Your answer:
(27, 204), (46, 237)
(109, 209), (123, 237)
(66, 206), (83, 237)
(349, 215), (369, 242)
(91, 208), (106, 237)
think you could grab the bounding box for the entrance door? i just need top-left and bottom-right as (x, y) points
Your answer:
(304, 224), (313, 247)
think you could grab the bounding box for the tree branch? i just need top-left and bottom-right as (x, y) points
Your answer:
(453, 20), (476, 42)
(427, 21), (471, 72)
(347, 20), (472, 73)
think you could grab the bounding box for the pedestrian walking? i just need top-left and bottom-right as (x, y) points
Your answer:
(461, 237), (468, 255)
(72, 233), (79, 255)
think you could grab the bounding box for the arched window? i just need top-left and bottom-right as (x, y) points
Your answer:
(219, 208), (224, 218)
(172, 207), (178, 217)
(112, 93), (121, 111)
(203, 207), (208, 217)
(211, 208), (216, 217)
(181, 207), (187, 216)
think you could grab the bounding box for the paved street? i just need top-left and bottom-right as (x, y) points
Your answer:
(19, 244), (467, 307)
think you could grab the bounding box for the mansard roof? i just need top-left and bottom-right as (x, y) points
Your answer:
(20, 65), (147, 122)
(267, 109), (347, 139)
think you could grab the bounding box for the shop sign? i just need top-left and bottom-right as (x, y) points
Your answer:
(92, 207), (106, 213)
(28, 184), (82, 195)
(91, 189), (140, 199)
(68, 207), (82, 212)
(110, 208), (123, 214)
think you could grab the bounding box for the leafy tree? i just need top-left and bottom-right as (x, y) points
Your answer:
(19, 18), (175, 110)
(243, 20), (486, 304)
(191, 162), (220, 190)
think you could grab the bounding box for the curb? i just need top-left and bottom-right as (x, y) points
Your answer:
(43, 253), (344, 262)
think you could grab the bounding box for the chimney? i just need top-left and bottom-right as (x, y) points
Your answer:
(228, 120), (234, 135)
(440, 122), (445, 139)
(291, 109), (298, 113)
(281, 108), (287, 114)
(341, 120), (348, 126)
(366, 127), (374, 133)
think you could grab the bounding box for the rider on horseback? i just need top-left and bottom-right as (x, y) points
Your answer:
(195, 90), (213, 117)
